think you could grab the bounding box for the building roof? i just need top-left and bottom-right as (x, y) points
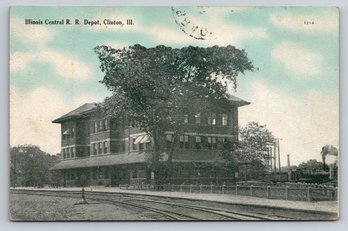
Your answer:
(52, 94), (249, 124)
(50, 152), (147, 170)
(52, 103), (98, 123)
(50, 150), (221, 170)
(161, 150), (220, 163)
(225, 94), (250, 106)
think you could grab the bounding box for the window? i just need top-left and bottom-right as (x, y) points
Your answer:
(195, 136), (202, 149)
(67, 148), (70, 158)
(222, 113), (228, 126)
(179, 135), (184, 148)
(71, 147), (75, 158)
(207, 113), (216, 125)
(130, 170), (137, 179)
(207, 137), (212, 149)
(63, 149), (66, 159)
(92, 169), (96, 179)
(212, 137), (217, 149)
(71, 127), (75, 137)
(211, 113), (216, 125)
(184, 135), (190, 149)
(93, 143), (98, 155)
(104, 167), (110, 179)
(145, 142), (151, 150)
(99, 142), (102, 154)
(218, 137), (225, 149)
(99, 120), (103, 131)
(139, 143), (144, 151)
(104, 141), (108, 153)
(94, 122), (98, 133)
(121, 141), (125, 152)
(166, 134), (173, 149)
(184, 114), (189, 123)
(104, 119), (108, 130)
(132, 138), (136, 150)
(195, 113), (201, 124)
(98, 168), (104, 179)
(207, 137), (217, 149)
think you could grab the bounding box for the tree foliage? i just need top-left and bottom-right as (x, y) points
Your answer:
(10, 145), (61, 187)
(220, 121), (275, 180)
(94, 44), (255, 164)
(238, 121), (275, 162)
(298, 159), (327, 173)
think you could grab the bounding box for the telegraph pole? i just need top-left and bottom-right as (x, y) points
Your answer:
(278, 138), (281, 172)
(273, 141), (277, 172)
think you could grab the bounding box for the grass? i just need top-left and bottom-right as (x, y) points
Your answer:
(9, 193), (153, 221)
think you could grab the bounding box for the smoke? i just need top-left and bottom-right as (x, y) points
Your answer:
(321, 145), (338, 166)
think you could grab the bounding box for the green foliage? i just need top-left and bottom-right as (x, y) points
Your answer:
(10, 145), (61, 187)
(219, 121), (275, 180)
(239, 121), (275, 162)
(94, 44), (255, 164)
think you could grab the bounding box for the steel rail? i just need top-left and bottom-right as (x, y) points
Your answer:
(11, 189), (291, 220)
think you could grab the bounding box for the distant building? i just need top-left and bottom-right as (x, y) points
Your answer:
(50, 95), (249, 186)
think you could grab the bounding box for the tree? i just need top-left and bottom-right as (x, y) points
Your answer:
(94, 44), (255, 181)
(298, 159), (327, 173)
(239, 121), (275, 162)
(220, 122), (275, 180)
(10, 145), (61, 187)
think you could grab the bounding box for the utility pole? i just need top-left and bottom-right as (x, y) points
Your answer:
(278, 138), (281, 173)
(268, 147), (272, 172)
(273, 141), (277, 172)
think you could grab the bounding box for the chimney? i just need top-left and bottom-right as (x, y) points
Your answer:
(287, 154), (290, 169)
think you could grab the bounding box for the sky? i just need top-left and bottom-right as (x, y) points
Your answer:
(9, 6), (339, 166)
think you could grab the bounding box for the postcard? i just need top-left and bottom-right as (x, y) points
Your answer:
(9, 6), (339, 221)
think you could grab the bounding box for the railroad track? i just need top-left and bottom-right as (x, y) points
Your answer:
(10, 189), (292, 221)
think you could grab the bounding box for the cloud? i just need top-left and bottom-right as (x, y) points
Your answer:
(10, 87), (101, 154)
(270, 11), (338, 33)
(271, 41), (323, 77)
(238, 80), (339, 166)
(10, 18), (54, 46)
(150, 25), (268, 47)
(10, 49), (91, 80)
(147, 18), (268, 47)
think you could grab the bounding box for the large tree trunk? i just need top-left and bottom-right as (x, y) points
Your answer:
(167, 131), (179, 162)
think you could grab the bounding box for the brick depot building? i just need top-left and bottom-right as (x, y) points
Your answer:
(50, 95), (249, 187)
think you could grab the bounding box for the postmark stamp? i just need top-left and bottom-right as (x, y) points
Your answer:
(171, 6), (215, 40)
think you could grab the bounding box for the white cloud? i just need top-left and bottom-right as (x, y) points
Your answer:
(10, 18), (54, 46)
(10, 49), (91, 80)
(238, 80), (339, 166)
(148, 24), (268, 47)
(270, 11), (338, 33)
(132, 7), (269, 47)
(10, 87), (101, 154)
(271, 41), (322, 77)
